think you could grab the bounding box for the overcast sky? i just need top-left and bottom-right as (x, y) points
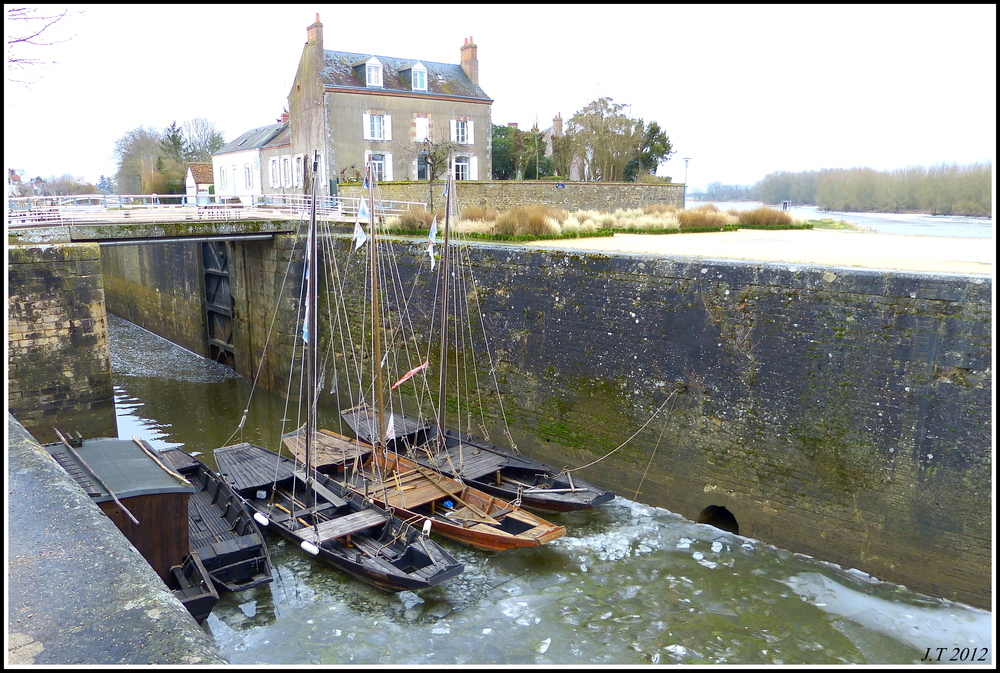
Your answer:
(5, 4), (995, 190)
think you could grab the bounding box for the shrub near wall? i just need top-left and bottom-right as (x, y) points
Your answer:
(340, 180), (685, 213)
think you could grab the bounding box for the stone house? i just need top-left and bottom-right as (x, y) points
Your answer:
(288, 15), (493, 197)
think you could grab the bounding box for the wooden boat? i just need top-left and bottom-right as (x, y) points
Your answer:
(214, 441), (463, 591)
(341, 405), (615, 513)
(282, 427), (566, 551)
(43, 430), (219, 623)
(211, 154), (462, 593)
(156, 445), (273, 592)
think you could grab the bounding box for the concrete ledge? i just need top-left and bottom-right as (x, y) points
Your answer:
(6, 414), (227, 665)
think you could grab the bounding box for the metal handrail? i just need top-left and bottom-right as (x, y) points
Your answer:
(7, 194), (427, 228)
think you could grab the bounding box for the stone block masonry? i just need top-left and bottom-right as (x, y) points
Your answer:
(339, 180), (685, 212)
(7, 243), (117, 442)
(101, 242), (207, 356)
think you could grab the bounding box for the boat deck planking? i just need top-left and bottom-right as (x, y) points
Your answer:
(215, 443), (295, 492)
(305, 508), (388, 543)
(282, 428), (372, 466)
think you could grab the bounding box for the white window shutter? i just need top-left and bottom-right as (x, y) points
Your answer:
(470, 155), (479, 180)
(363, 113), (372, 140)
(450, 119), (457, 143)
(415, 116), (429, 142)
(384, 152), (393, 181)
(384, 114), (392, 141)
(466, 120), (474, 145)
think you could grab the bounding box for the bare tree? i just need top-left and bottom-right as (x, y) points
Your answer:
(417, 139), (457, 209)
(182, 118), (226, 162)
(6, 6), (79, 83)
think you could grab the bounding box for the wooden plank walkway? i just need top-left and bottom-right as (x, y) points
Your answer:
(305, 509), (387, 543)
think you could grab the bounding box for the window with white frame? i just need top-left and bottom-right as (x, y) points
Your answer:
(412, 66), (427, 91)
(414, 116), (429, 142)
(366, 61), (383, 87)
(269, 158), (279, 188)
(453, 155), (469, 181)
(450, 118), (474, 145)
(416, 152), (428, 181)
(365, 150), (393, 181)
(370, 153), (385, 182)
(244, 164), (252, 190)
(219, 167), (227, 190)
(294, 156), (304, 187)
(282, 157), (291, 187)
(363, 112), (392, 141)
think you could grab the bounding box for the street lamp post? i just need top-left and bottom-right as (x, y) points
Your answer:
(683, 157), (691, 208)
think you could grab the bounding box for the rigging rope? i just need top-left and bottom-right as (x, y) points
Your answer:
(568, 386), (683, 473)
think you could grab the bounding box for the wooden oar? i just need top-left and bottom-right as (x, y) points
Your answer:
(132, 437), (191, 484)
(412, 465), (498, 524)
(54, 428), (140, 525)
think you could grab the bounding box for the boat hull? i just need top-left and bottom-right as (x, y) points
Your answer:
(214, 442), (463, 592)
(159, 447), (273, 593)
(284, 427), (566, 552)
(341, 404), (615, 512)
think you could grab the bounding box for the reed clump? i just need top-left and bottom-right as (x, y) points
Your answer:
(642, 203), (679, 215)
(460, 204), (498, 222)
(677, 203), (731, 229)
(493, 204), (567, 237)
(392, 206), (442, 231)
(737, 207), (794, 227)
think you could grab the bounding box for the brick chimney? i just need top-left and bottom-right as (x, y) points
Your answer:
(306, 13), (323, 45)
(507, 122), (518, 129)
(460, 36), (478, 85)
(552, 113), (563, 137)
(280, 112), (290, 124)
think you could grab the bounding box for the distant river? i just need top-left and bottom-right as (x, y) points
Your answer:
(693, 201), (993, 239)
(107, 315), (992, 665)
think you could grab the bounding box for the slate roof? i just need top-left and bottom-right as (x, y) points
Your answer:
(187, 163), (214, 184)
(262, 123), (290, 149)
(320, 50), (492, 102)
(214, 122), (287, 156)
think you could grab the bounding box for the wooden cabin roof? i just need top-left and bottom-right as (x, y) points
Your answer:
(45, 437), (194, 503)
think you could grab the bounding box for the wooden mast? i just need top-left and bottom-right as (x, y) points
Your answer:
(435, 171), (454, 447)
(304, 151), (320, 501)
(368, 163), (385, 447)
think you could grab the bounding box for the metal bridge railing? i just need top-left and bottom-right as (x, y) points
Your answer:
(6, 194), (427, 228)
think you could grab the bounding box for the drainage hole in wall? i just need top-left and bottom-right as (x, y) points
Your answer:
(696, 505), (739, 535)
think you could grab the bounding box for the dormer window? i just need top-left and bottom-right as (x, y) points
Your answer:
(365, 58), (383, 87)
(411, 63), (427, 91)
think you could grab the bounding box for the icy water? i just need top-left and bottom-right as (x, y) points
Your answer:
(694, 201), (993, 239)
(107, 315), (993, 666)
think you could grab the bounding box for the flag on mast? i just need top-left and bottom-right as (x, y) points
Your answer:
(391, 360), (429, 389)
(302, 224), (313, 342)
(353, 219), (367, 250)
(427, 215), (437, 269)
(384, 413), (395, 442)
